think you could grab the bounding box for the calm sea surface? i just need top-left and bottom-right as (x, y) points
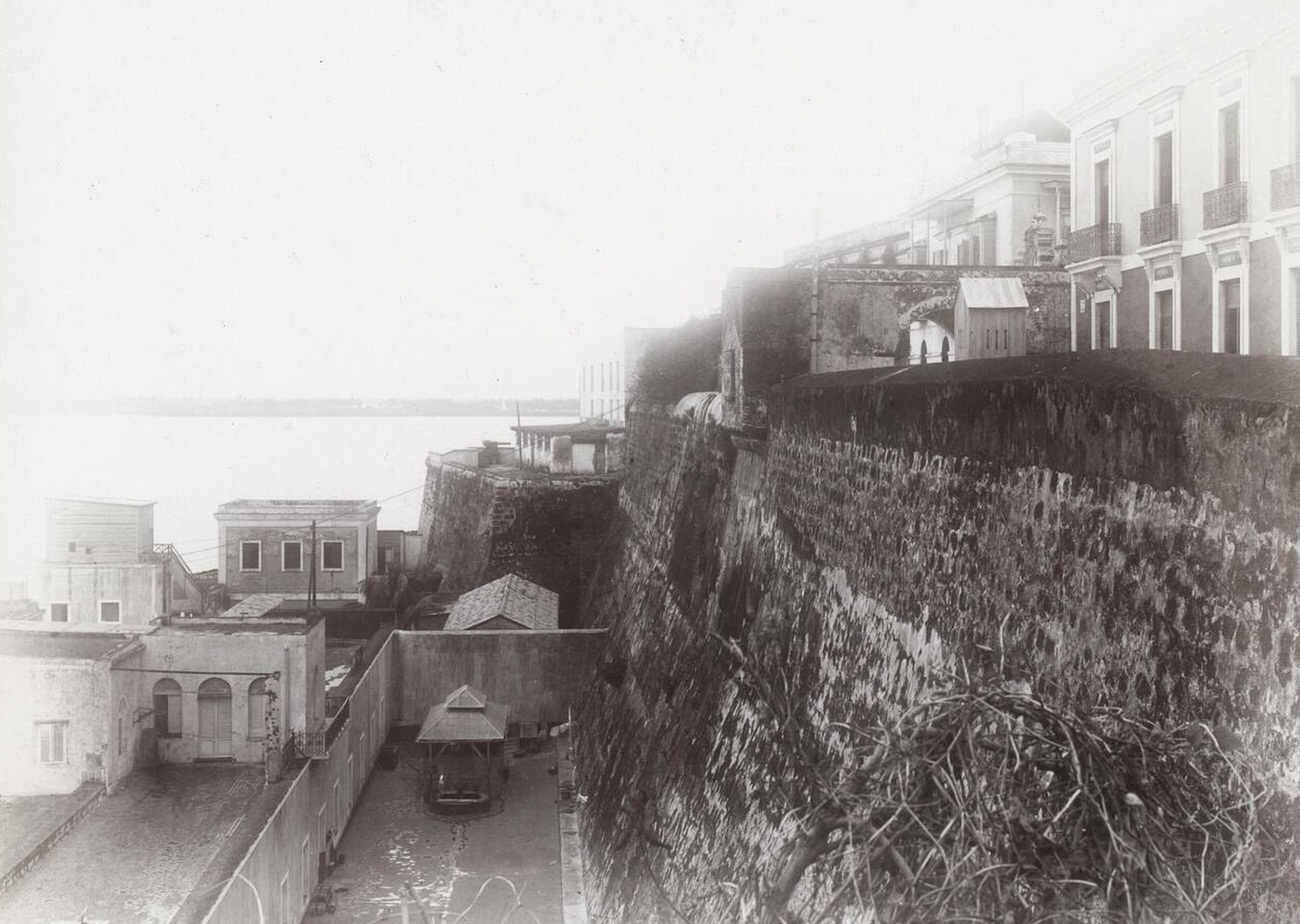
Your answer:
(0, 413), (562, 583)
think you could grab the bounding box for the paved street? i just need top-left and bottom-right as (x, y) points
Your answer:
(324, 738), (564, 924)
(0, 763), (278, 924)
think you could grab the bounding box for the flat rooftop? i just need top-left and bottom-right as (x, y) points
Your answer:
(0, 763), (287, 924)
(0, 630), (142, 661)
(215, 498), (379, 518)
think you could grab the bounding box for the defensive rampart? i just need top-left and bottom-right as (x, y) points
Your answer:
(575, 350), (1300, 922)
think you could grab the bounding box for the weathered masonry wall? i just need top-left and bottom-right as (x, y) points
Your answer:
(393, 629), (607, 726)
(575, 351), (1300, 923)
(418, 459), (620, 625)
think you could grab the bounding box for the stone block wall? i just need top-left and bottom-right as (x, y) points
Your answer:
(575, 351), (1300, 923)
(418, 459), (621, 625)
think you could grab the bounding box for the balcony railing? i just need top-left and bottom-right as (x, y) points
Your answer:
(297, 699), (350, 760)
(1066, 223), (1123, 263)
(1272, 163), (1300, 212)
(1140, 203), (1179, 247)
(1203, 181), (1249, 229)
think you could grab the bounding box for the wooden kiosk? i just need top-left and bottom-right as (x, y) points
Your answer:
(418, 684), (509, 815)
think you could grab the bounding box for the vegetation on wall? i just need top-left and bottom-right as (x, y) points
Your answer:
(630, 314), (724, 403)
(709, 632), (1298, 923)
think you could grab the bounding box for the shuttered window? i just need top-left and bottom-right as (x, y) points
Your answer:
(37, 722), (68, 764)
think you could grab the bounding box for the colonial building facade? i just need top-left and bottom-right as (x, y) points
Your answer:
(215, 499), (380, 602)
(1060, 2), (1300, 355)
(786, 110), (1071, 269)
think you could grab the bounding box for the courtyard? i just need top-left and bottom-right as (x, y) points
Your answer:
(319, 735), (566, 924)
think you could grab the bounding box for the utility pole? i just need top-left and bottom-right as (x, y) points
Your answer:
(308, 520), (317, 609)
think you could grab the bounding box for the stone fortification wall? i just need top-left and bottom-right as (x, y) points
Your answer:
(575, 351), (1300, 923)
(418, 458), (620, 625)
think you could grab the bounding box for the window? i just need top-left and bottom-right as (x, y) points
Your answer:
(99, 601), (121, 623)
(1219, 102), (1241, 186)
(1154, 132), (1174, 206)
(282, 541), (303, 572)
(1156, 290), (1175, 350)
(49, 603), (69, 622)
(321, 541), (344, 572)
(1221, 279), (1242, 354)
(37, 721), (68, 764)
(240, 541), (261, 571)
(1094, 159), (1111, 224)
(248, 677), (267, 740)
(153, 678), (182, 738)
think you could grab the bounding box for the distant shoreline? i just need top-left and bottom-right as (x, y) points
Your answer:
(3, 398), (580, 418)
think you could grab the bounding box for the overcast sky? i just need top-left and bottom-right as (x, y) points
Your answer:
(0, 0), (1227, 402)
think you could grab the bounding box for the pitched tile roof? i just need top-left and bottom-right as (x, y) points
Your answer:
(446, 574), (559, 631)
(416, 684), (509, 742)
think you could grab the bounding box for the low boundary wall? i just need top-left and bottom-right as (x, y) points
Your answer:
(201, 634), (396, 924)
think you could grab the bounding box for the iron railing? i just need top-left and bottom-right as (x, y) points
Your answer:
(1203, 181), (1249, 229)
(1140, 203), (1179, 247)
(1272, 163), (1300, 212)
(297, 700), (350, 760)
(1066, 223), (1123, 263)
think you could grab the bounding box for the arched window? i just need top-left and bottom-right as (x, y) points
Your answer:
(941, 336), (950, 363)
(198, 678), (233, 758)
(153, 678), (182, 738)
(248, 677), (267, 741)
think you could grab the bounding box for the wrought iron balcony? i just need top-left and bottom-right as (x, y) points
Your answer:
(297, 700), (350, 760)
(1272, 163), (1300, 212)
(1203, 181), (1249, 229)
(1066, 223), (1123, 263)
(1140, 203), (1179, 247)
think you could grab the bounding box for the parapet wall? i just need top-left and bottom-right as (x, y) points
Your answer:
(393, 629), (607, 726)
(575, 351), (1300, 923)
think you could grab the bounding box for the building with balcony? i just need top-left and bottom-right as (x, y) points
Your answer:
(215, 499), (380, 602)
(36, 497), (204, 628)
(1060, 1), (1300, 354)
(786, 110), (1071, 269)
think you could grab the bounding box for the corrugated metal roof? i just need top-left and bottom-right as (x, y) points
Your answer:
(446, 574), (559, 631)
(958, 277), (1029, 309)
(416, 684), (508, 742)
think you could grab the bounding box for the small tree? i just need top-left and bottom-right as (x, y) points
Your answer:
(629, 314), (724, 404)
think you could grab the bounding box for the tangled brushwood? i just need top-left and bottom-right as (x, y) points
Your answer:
(710, 641), (1299, 924)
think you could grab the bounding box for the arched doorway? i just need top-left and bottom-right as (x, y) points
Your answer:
(198, 678), (233, 758)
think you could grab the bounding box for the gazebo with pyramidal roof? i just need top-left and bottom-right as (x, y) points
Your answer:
(416, 684), (509, 812)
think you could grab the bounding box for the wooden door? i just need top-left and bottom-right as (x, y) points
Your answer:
(198, 679), (232, 757)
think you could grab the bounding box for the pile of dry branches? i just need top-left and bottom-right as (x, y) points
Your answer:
(712, 640), (1298, 924)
